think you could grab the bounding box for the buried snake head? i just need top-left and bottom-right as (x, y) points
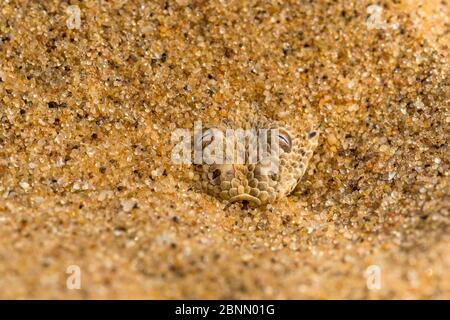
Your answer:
(193, 117), (319, 207)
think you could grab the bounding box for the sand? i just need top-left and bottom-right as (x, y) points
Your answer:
(0, 0), (448, 299)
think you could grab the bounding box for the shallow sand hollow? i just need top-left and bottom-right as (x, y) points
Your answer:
(0, 0), (448, 299)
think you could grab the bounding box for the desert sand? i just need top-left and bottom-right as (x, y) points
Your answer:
(0, 0), (448, 298)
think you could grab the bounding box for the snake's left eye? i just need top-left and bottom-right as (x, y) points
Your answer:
(201, 129), (214, 149)
(277, 129), (292, 152)
(194, 128), (214, 150)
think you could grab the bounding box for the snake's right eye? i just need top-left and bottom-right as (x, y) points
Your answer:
(277, 129), (292, 153)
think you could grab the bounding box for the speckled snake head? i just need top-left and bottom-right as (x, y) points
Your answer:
(193, 115), (319, 208)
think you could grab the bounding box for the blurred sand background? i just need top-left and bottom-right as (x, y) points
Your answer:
(0, 0), (448, 298)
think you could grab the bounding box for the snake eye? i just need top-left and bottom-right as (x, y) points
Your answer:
(277, 129), (292, 152)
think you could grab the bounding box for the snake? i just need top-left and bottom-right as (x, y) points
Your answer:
(193, 106), (319, 208)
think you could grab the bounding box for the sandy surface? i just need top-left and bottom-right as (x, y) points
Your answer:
(0, 0), (449, 299)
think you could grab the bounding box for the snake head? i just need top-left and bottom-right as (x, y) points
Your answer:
(193, 115), (319, 208)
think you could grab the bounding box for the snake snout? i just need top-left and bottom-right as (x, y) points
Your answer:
(199, 162), (278, 207)
(225, 193), (261, 209)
